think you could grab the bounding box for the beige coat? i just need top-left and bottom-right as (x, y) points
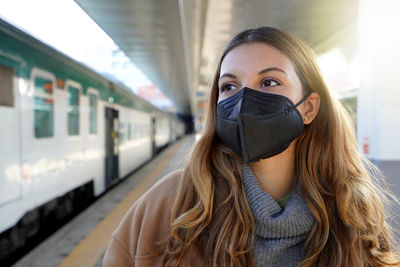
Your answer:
(103, 170), (206, 266)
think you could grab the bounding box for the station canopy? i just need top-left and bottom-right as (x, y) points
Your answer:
(74, 0), (357, 117)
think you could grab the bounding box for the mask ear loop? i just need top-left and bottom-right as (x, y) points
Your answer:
(294, 92), (311, 108)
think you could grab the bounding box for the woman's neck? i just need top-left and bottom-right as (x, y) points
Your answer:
(248, 142), (297, 200)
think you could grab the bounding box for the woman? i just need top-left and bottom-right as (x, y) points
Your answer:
(103, 27), (400, 267)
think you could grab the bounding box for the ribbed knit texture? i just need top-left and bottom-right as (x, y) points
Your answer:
(242, 162), (316, 267)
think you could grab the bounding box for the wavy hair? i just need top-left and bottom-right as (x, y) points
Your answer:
(161, 27), (400, 266)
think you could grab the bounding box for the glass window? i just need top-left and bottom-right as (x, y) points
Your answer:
(34, 97), (54, 137)
(134, 123), (137, 139)
(0, 65), (14, 107)
(89, 93), (97, 134)
(68, 86), (80, 136)
(128, 122), (131, 140)
(34, 76), (53, 95)
(34, 76), (54, 138)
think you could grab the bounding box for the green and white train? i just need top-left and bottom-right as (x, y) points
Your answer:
(0, 18), (185, 259)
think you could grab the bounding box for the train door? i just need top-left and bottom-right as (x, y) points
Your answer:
(0, 59), (21, 205)
(105, 107), (119, 188)
(151, 116), (156, 156)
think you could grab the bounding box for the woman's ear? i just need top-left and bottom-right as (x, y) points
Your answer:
(303, 92), (320, 124)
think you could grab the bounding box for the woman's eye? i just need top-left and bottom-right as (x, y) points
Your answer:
(220, 83), (236, 92)
(263, 79), (280, 88)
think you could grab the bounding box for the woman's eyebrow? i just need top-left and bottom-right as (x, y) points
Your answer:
(219, 67), (287, 81)
(219, 73), (236, 81)
(258, 67), (287, 76)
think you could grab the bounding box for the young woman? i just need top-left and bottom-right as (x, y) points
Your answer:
(103, 27), (400, 267)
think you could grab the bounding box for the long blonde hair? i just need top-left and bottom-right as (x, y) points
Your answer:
(161, 27), (400, 266)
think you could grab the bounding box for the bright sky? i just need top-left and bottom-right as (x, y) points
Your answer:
(0, 0), (173, 109)
(0, 0), (114, 51)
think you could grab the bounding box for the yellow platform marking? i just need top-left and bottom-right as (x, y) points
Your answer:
(58, 138), (185, 267)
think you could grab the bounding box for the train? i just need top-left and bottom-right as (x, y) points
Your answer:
(0, 18), (186, 260)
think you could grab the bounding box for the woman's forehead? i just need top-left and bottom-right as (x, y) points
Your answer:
(220, 42), (296, 76)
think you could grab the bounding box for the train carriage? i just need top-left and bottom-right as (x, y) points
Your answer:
(0, 18), (185, 260)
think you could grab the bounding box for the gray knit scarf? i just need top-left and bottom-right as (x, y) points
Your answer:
(242, 162), (316, 267)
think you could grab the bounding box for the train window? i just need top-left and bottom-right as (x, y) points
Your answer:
(0, 65), (14, 107)
(34, 76), (54, 138)
(89, 93), (97, 134)
(67, 86), (80, 136)
(128, 123), (131, 140)
(134, 124), (137, 139)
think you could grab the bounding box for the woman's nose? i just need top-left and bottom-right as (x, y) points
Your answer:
(242, 81), (258, 91)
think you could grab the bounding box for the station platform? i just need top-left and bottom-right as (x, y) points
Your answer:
(12, 135), (195, 267)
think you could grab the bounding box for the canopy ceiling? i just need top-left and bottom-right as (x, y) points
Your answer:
(74, 0), (358, 117)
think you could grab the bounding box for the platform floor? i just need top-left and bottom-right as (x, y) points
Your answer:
(12, 135), (195, 267)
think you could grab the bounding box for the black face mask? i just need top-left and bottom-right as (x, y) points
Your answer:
(216, 87), (309, 162)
